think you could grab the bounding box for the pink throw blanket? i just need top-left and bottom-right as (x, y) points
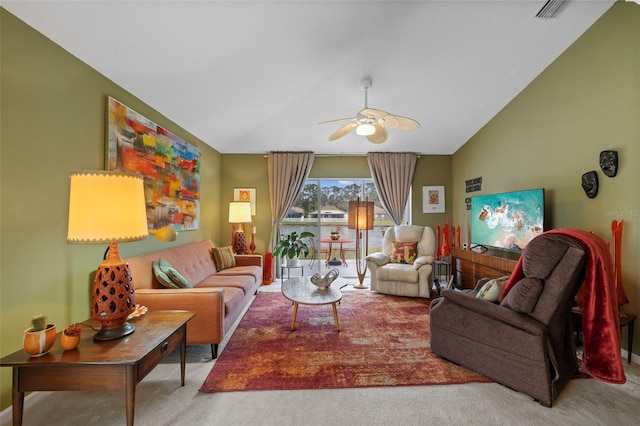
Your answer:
(499, 228), (626, 384)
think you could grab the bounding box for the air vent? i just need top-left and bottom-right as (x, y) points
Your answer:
(535, 0), (571, 19)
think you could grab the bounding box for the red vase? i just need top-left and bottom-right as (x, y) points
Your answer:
(441, 220), (450, 257)
(611, 220), (628, 305)
(263, 252), (274, 285)
(451, 227), (456, 248)
(249, 232), (256, 254)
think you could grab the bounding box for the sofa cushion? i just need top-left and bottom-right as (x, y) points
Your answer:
(212, 246), (236, 271)
(196, 274), (258, 295)
(216, 265), (263, 285)
(159, 258), (192, 288)
(152, 261), (180, 289)
(500, 278), (544, 313)
(476, 276), (509, 302)
(391, 241), (418, 264)
(378, 263), (419, 283)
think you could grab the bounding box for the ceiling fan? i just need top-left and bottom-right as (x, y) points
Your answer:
(319, 78), (420, 144)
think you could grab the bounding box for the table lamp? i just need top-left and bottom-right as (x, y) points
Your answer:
(67, 171), (148, 341)
(348, 198), (374, 289)
(229, 201), (251, 254)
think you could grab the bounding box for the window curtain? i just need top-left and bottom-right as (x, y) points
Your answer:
(268, 152), (315, 270)
(367, 152), (417, 225)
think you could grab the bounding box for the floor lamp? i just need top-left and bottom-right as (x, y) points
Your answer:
(348, 198), (374, 289)
(229, 201), (252, 254)
(67, 171), (149, 341)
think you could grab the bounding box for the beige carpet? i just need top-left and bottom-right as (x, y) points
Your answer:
(2, 285), (640, 425)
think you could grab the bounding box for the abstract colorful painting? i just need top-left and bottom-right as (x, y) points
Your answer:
(107, 97), (201, 231)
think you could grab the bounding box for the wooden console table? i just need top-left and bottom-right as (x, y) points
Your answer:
(0, 310), (195, 426)
(451, 247), (519, 289)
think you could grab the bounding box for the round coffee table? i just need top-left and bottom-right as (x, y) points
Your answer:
(281, 276), (342, 331)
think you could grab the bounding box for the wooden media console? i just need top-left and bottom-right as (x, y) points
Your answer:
(452, 247), (520, 289)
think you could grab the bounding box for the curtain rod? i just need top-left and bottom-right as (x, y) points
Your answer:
(263, 153), (420, 158)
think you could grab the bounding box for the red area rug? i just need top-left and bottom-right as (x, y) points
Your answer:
(200, 291), (491, 392)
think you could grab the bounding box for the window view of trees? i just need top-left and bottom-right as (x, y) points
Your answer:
(294, 182), (381, 218)
(279, 179), (410, 264)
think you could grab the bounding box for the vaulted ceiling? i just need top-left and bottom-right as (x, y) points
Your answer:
(2, 0), (616, 154)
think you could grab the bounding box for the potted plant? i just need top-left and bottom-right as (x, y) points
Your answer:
(273, 231), (314, 267)
(61, 323), (83, 350)
(23, 314), (56, 357)
(330, 225), (343, 240)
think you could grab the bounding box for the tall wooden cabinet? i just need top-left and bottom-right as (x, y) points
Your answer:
(452, 247), (520, 289)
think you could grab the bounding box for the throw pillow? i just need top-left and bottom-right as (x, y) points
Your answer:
(158, 258), (192, 288)
(476, 276), (509, 302)
(212, 246), (236, 271)
(390, 241), (418, 264)
(153, 260), (180, 289)
(500, 278), (544, 313)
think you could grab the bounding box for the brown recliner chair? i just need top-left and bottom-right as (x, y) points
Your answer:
(430, 234), (587, 406)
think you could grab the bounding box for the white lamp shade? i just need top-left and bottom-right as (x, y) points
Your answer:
(229, 201), (252, 224)
(356, 123), (376, 136)
(67, 171), (149, 243)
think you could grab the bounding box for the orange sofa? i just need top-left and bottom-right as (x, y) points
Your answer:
(124, 240), (262, 358)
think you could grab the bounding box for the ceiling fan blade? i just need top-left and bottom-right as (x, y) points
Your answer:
(328, 122), (357, 141)
(361, 108), (390, 119)
(318, 117), (357, 125)
(391, 115), (421, 131)
(366, 125), (387, 144)
(377, 114), (399, 128)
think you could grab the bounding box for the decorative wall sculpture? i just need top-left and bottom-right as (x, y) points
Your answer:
(581, 171), (599, 199)
(599, 150), (619, 178)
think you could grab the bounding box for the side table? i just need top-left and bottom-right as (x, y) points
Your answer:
(433, 258), (452, 296)
(0, 310), (194, 426)
(281, 265), (304, 282)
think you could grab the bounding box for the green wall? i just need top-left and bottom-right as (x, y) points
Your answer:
(1, 1), (638, 413)
(0, 9), (222, 409)
(218, 154), (452, 254)
(452, 2), (639, 351)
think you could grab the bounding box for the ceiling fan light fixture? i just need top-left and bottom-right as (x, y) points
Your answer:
(356, 123), (376, 136)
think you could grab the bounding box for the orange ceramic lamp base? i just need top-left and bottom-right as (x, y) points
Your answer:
(91, 243), (136, 341)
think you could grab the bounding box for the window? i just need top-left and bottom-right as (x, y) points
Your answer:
(280, 178), (410, 273)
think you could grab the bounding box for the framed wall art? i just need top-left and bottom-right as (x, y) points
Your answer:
(423, 186), (445, 213)
(107, 97), (201, 231)
(234, 188), (256, 215)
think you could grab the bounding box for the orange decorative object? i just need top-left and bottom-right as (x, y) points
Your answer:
(249, 232), (256, 254)
(263, 251), (274, 285)
(91, 243), (136, 334)
(60, 333), (81, 351)
(451, 226), (456, 248)
(23, 325), (57, 357)
(611, 220), (629, 305)
(441, 220), (451, 257)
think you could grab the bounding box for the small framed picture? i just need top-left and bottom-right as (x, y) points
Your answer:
(423, 186), (445, 213)
(234, 188), (256, 215)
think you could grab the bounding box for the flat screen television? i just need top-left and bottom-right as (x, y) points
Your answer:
(470, 188), (545, 252)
